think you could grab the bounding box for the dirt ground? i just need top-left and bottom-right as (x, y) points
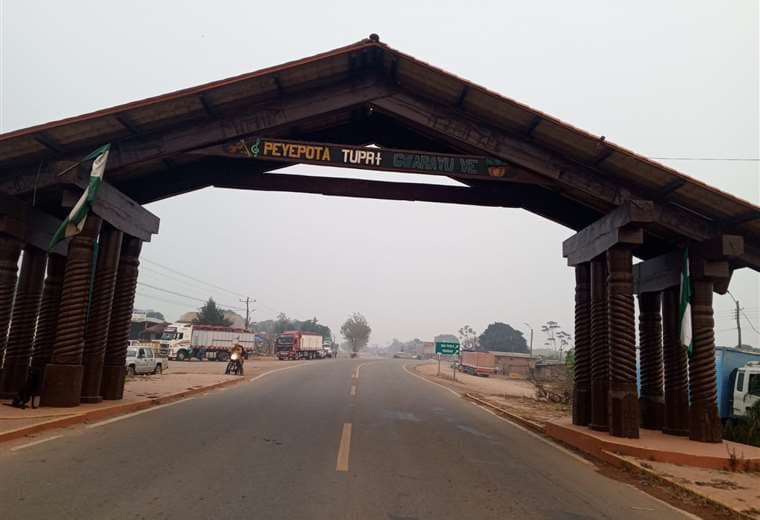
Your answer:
(416, 361), (568, 425)
(621, 456), (760, 519)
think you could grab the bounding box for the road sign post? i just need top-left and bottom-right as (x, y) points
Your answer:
(435, 341), (460, 380)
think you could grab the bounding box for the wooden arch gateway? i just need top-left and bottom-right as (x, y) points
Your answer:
(1, 34), (758, 442)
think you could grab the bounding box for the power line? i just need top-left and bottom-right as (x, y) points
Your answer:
(141, 257), (248, 298)
(137, 281), (247, 312)
(651, 157), (760, 162)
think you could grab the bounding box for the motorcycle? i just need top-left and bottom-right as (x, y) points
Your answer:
(225, 351), (244, 376)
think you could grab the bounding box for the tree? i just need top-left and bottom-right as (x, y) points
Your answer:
(458, 325), (479, 351)
(341, 313), (371, 353)
(146, 310), (165, 321)
(479, 322), (528, 353)
(541, 321), (572, 362)
(194, 297), (232, 326)
(299, 317), (332, 342)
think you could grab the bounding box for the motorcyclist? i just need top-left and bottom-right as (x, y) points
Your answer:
(226, 343), (245, 375)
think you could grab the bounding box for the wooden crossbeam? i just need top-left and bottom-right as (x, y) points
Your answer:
(1, 76), (395, 196)
(562, 201), (656, 266)
(61, 180), (160, 242)
(371, 93), (760, 270)
(0, 192), (68, 255)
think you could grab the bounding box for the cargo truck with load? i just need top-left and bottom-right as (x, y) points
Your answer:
(159, 323), (256, 362)
(459, 351), (496, 377)
(276, 331), (324, 360)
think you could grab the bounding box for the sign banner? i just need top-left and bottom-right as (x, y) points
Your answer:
(213, 137), (508, 179)
(435, 341), (461, 356)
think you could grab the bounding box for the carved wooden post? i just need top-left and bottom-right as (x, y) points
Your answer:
(0, 247), (47, 398)
(607, 244), (639, 438)
(661, 286), (689, 435)
(80, 224), (123, 403)
(0, 235), (22, 378)
(572, 262), (591, 426)
(638, 292), (664, 430)
(29, 255), (66, 374)
(101, 235), (141, 400)
(688, 274), (722, 442)
(39, 216), (102, 407)
(589, 255), (609, 431)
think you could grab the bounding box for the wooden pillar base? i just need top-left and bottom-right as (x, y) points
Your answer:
(589, 379), (609, 431)
(100, 365), (126, 400)
(39, 363), (84, 407)
(573, 385), (592, 426)
(689, 400), (722, 443)
(639, 394), (665, 430)
(663, 388), (690, 436)
(609, 382), (640, 438)
(0, 363), (29, 399)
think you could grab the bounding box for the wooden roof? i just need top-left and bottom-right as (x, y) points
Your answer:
(1, 35), (758, 270)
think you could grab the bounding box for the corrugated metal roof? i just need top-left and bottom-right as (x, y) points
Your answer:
(1, 36), (758, 260)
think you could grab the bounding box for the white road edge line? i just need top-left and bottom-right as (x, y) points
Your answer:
(402, 362), (593, 467)
(625, 484), (700, 520)
(336, 422), (352, 472)
(10, 434), (64, 452)
(402, 362), (460, 397)
(350, 384), (357, 397)
(85, 398), (195, 429)
(249, 361), (308, 383)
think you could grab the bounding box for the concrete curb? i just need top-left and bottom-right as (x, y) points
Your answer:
(0, 374), (249, 445)
(602, 450), (755, 520)
(464, 392), (546, 434)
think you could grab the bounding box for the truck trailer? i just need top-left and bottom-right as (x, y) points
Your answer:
(276, 331), (324, 360)
(459, 351), (496, 377)
(159, 323), (256, 362)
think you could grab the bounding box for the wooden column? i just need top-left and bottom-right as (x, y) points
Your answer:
(589, 255), (609, 431)
(0, 235), (22, 378)
(661, 286), (689, 435)
(572, 262), (591, 426)
(39, 216), (103, 407)
(101, 235), (142, 400)
(80, 224), (123, 403)
(0, 247), (47, 399)
(638, 292), (664, 430)
(29, 254), (66, 380)
(607, 244), (639, 438)
(688, 276), (722, 442)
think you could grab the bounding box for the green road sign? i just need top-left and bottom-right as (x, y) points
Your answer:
(435, 341), (460, 355)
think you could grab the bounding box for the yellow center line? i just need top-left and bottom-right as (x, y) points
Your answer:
(336, 422), (352, 472)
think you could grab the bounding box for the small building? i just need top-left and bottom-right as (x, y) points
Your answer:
(490, 351), (536, 379)
(534, 360), (567, 381)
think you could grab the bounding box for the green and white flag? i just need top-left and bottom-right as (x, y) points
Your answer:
(49, 144), (110, 250)
(679, 248), (693, 357)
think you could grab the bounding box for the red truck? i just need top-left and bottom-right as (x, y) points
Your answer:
(460, 351), (496, 377)
(276, 331), (324, 360)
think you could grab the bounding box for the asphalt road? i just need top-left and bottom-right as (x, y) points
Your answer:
(0, 359), (692, 519)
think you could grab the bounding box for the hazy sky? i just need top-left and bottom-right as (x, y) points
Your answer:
(2, 1), (758, 349)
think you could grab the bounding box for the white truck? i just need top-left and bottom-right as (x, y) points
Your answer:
(126, 345), (167, 375)
(731, 361), (760, 419)
(159, 323), (256, 362)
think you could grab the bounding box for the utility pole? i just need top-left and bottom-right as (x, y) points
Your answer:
(734, 299), (743, 348)
(240, 297), (253, 331)
(524, 322), (534, 359)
